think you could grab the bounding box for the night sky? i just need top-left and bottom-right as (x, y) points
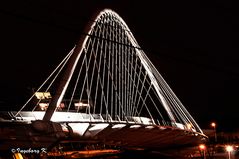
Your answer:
(0, 0), (236, 131)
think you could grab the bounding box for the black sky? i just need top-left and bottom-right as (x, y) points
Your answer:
(0, 0), (237, 131)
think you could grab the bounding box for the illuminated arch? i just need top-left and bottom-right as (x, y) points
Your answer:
(17, 9), (203, 134)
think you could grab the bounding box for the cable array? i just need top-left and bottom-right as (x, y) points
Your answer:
(16, 9), (203, 133)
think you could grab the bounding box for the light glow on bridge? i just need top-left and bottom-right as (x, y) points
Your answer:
(0, 9), (208, 154)
(15, 8), (204, 135)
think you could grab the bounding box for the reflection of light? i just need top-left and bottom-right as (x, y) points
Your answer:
(175, 123), (185, 129)
(130, 125), (141, 128)
(187, 123), (192, 129)
(39, 103), (48, 110)
(199, 144), (206, 150)
(145, 126), (155, 129)
(226, 145), (233, 152)
(132, 117), (153, 124)
(88, 123), (109, 131)
(35, 92), (52, 99)
(39, 102), (65, 110)
(112, 124), (126, 129)
(68, 123), (89, 136)
(74, 102), (90, 107)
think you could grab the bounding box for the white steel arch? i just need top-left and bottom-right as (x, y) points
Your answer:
(16, 9), (203, 134)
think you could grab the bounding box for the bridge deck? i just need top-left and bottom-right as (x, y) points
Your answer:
(0, 111), (207, 152)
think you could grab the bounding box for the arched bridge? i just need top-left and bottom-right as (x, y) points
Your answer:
(0, 9), (207, 155)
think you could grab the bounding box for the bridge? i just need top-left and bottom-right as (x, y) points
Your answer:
(0, 9), (207, 158)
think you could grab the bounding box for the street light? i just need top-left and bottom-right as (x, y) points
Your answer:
(226, 145), (233, 159)
(199, 144), (206, 159)
(211, 122), (217, 142)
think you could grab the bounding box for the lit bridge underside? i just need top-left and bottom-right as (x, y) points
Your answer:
(0, 9), (207, 155)
(0, 111), (206, 153)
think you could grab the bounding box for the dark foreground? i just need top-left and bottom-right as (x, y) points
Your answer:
(2, 148), (239, 159)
